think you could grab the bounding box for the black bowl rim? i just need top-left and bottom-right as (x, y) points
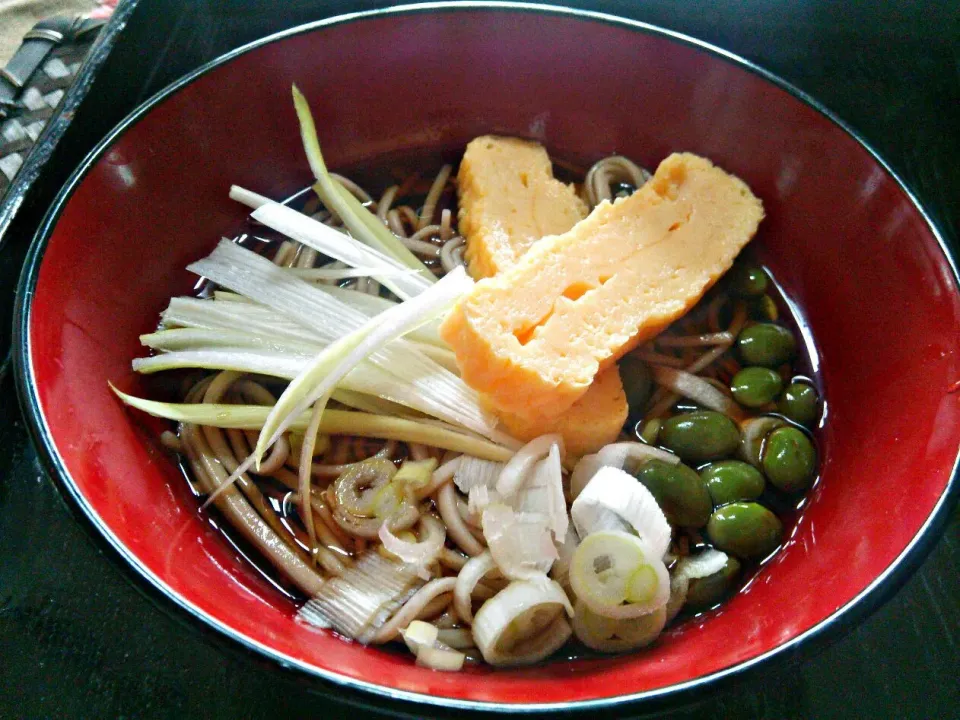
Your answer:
(13, 1), (960, 714)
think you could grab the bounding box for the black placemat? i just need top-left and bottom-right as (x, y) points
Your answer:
(1, 1), (958, 718)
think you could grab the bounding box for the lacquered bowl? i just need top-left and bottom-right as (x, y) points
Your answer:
(14, 2), (960, 713)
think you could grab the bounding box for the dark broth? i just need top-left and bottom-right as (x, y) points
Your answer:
(164, 151), (825, 663)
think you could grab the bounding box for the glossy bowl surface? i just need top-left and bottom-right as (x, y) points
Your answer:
(15, 2), (960, 712)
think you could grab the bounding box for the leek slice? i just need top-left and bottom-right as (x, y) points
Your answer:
(187, 241), (498, 439)
(514, 442), (567, 541)
(291, 85), (434, 277)
(481, 504), (557, 581)
(471, 578), (573, 666)
(572, 599), (667, 653)
(569, 531), (669, 619)
(496, 434), (564, 497)
(570, 466), (672, 559)
(570, 442), (679, 500)
(453, 456), (505, 494)
(453, 551), (498, 624)
(251, 200), (429, 301)
(665, 548), (731, 623)
(253, 265), (472, 465)
(110, 386), (512, 461)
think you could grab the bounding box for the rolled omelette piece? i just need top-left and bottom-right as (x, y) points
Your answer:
(458, 135), (588, 279)
(441, 152), (765, 423)
(456, 136), (626, 454)
(497, 366), (628, 458)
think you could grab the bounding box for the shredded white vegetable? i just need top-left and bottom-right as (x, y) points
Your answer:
(187, 241), (500, 439)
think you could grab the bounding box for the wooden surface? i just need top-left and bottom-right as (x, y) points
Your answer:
(0, 1), (957, 717)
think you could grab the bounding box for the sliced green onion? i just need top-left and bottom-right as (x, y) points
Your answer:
(569, 531), (644, 608)
(570, 466), (672, 559)
(572, 599), (667, 653)
(471, 578), (573, 666)
(291, 84), (434, 277)
(481, 504), (557, 581)
(110, 386), (513, 461)
(569, 530), (670, 619)
(186, 241), (498, 438)
(283, 266), (418, 281)
(253, 265), (472, 465)
(250, 200), (429, 300)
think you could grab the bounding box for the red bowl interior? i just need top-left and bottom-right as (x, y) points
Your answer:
(21, 5), (960, 709)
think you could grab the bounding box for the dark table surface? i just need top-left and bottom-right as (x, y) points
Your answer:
(1, 1), (958, 718)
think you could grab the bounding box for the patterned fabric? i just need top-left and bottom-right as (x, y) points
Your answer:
(0, 29), (97, 197)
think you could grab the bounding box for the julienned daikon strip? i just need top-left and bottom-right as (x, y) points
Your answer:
(187, 241), (498, 438)
(289, 85), (434, 277)
(650, 365), (744, 422)
(254, 265), (473, 466)
(110, 386), (513, 462)
(250, 200), (429, 301)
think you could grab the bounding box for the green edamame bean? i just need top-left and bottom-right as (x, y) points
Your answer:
(727, 264), (769, 298)
(685, 556), (743, 611)
(634, 459), (713, 528)
(706, 502), (783, 558)
(619, 355), (652, 418)
(762, 427), (817, 492)
(749, 295), (779, 322)
(731, 367), (784, 408)
(700, 460), (766, 506)
(737, 323), (796, 368)
(638, 418), (661, 445)
(777, 382), (819, 427)
(660, 411), (741, 464)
